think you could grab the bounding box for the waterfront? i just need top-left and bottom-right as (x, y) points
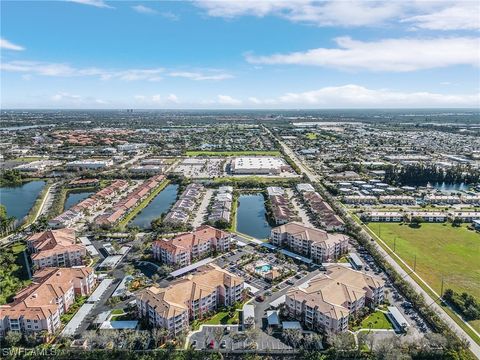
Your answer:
(64, 191), (95, 211)
(236, 193), (272, 239)
(0, 180), (46, 221)
(130, 184), (178, 229)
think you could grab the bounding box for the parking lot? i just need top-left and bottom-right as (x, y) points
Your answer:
(173, 158), (225, 178)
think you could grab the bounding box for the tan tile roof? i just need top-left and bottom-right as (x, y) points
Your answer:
(0, 267), (93, 321)
(27, 228), (86, 261)
(136, 264), (243, 319)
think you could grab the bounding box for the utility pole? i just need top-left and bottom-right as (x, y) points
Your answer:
(440, 276), (444, 298)
(413, 254), (416, 272)
(394, 237), (396, 252)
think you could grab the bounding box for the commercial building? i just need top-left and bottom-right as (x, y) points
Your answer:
(153, 225), (233, 267)
(135, 264), (244, 336)
(271, 222), (349, 263)
(66, 160), (113, 170)
(231, 156), (287, 175)
(26, 228), (86, 269)
(285, 265), (384, 334)
(0, 267), (95, 337)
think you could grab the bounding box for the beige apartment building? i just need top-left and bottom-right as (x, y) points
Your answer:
(0, 267), (95, 337)
(271, 222), (349, 263)
(26, 228), (86, 269)
(152, 225), (233, 266)
(286, 265), (384, 333)
(136, 264), (244, 336)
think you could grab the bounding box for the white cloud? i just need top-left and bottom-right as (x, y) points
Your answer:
(151, 94), (162, 103)
(167, 94), (180, 103)
(132, 5), (157, 14)
(249, 84), (480, 108)
(68, 0), (113, 9)
(51, 92), (107, 105)
(401, 2), (480, 30)
(217, 95), (242, 105)
(168, 71), (233, 81)
(246, 36), (480, 72)
(0, 61), (166, 81)
(0, 38), (25, 51)
(194, 0), (401, 27)
(194, 1), (480, 30)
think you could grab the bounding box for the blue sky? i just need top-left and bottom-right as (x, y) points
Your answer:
(1, 0), (479, 108)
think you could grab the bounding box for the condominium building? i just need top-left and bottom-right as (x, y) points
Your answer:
(26, 228), (86, 269)
(409, 212), (447, 222)
(286, 265), (384, 334)
(0, 267), (95, 338)
(153, 225), (234, 266)
(271, 222), (349, 263)
(136, 264), (244, 336)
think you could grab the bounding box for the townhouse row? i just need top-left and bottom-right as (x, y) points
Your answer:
(364, 211), (480, 223)
(300, 189), (345, 232)
(163, 183), (205, 225)
(49, 179), (129, 228)
(267, 187), (297, 225)
(208, 186), (233, 224)
(95, 175), (165, 227)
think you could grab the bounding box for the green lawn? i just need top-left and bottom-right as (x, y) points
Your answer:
(203, 310), (239, 326)
(367, 223), (480, 301)
(352, 311), (393, 331)
(185, 150), (280, 157)
(305, 133), (317, 140)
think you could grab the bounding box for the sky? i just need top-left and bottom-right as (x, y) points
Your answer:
(1, 0), (479, 109)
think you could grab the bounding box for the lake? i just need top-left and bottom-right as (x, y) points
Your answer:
(64, 191), (95, 211)
(236, 193), (272, 239)
(0, 180), (46, 221)
(130, 184), (179, 229)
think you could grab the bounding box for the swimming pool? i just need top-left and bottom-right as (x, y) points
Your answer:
(256, 264), (272, 273)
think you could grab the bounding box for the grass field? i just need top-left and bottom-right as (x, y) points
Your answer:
(352, 311), (393, 331)
(305, 133), (317, 140)
(367, 223), (479, 300)
(185, 150), (280, 157)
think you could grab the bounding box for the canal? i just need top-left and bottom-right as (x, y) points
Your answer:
(236, 193), (272, 239)
(130, 184), (179, 229)
(64, 191), (95, 211)
(0, 180), (46, 221)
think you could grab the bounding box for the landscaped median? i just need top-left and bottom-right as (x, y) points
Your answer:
(118, 179), (170, 229)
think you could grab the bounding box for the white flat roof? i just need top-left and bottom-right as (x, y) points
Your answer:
(169, 257), (214, 277)
(388, 306), (409, 330)
(87, 278), (114, 303)
(269, 295), (286, 308)
(233, 156), (284, 170)
(243, 304), (255, 321)
(61, 303), (95, 336)
(244, 283), (260, 294)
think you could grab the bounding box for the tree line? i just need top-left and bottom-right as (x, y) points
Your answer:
(384, 164), (480, 186)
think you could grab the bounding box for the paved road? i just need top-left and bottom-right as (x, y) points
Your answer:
(268, 127), (480, 358)
(286, 189), (314, 227)
(192, 189), (213, 228)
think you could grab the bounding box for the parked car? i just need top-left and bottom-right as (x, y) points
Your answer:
(220, 340), (226, 349)
(208, 340), (215, 349)
(191, 340), (197, 349)
(255, 295), (264, 302)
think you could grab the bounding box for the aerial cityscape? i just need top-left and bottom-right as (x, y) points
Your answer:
(1, 1), (479, 360)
